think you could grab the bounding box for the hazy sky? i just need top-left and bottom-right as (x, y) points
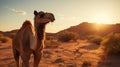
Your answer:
(0, 0), (120, 33)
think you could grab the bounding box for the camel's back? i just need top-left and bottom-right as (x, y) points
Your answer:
(12, 20), (33, 52)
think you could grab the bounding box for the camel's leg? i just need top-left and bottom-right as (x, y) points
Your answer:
(33, 51), (43, 67)
(13, 49), (19, 67)
(21, 54), (30, 67)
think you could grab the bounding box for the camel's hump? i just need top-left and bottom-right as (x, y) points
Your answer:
(22, 20), (32, 27)
(18, 20), (32, 33)
(22, 20), (32, 26)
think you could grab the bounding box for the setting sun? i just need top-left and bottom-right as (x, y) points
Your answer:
(90, 13), (113, 24)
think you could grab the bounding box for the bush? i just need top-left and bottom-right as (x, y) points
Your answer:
(87, 35), (103, 44)
(100, 33), (120, 55)
(82, 61), (92, 67)
(0, 34), (9, 43)
(58, 31), (78, 42)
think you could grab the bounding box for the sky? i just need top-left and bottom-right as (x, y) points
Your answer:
(0, 0), (120, 33)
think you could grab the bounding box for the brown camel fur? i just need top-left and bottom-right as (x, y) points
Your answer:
(12, 10), (55, 67)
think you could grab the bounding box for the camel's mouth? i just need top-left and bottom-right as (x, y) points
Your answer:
(48, 13), (55, 22)
(50, 16), (55, 22)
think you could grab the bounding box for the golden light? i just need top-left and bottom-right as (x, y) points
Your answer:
(94, 24), (103, 30)
(90, 13), (113, 24)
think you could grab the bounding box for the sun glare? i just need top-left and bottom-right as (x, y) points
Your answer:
(90, 14), (113, 24)
(94, 24), (103, 30)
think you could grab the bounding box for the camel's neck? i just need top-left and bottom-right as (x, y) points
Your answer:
(34, 23), (46, 41)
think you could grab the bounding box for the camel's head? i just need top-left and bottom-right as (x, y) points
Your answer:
(34, 10), (55, 24)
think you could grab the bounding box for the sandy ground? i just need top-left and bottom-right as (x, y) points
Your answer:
(0, 40), (120, 67)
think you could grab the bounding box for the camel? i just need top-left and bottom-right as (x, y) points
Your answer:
(12, 10), (55, 67)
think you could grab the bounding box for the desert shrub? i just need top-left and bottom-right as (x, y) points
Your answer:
(82, 61), (92, 67)
(100, 33), (120, 55)
(87, 35), (103, 45)
(58, 31), (78, 42)
(46, 36), (57, 41)
(0, 34), (9, 43)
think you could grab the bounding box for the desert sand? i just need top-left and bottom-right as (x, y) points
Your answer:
(0, 39), (120, 67)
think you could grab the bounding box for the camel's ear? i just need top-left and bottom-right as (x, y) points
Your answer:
(34, 10), (38, 16)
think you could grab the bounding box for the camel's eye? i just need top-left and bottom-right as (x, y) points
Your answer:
(39, 11), (45, 18)
(39, 13), (44, 18)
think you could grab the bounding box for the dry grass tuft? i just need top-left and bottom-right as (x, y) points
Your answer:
(100, 33), (120, 56)
(82, 61), (92, 67)
(0, 34), (10, 43)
